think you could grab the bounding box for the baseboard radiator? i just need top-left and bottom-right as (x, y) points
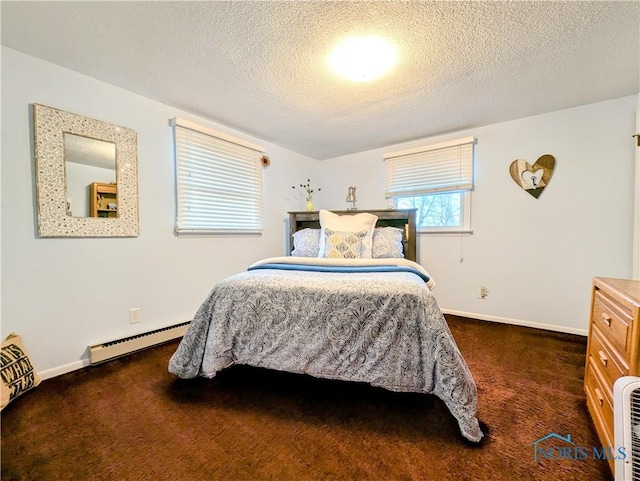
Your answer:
(89, 321), (190, 365)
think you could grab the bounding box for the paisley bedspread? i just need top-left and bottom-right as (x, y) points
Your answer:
(168, 258), (483, 442)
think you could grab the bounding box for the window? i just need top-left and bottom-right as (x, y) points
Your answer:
(384, 136), (475, 232)
(171, 118), (264, 235)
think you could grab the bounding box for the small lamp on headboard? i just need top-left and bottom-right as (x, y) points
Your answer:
(346, 186), (358, 210)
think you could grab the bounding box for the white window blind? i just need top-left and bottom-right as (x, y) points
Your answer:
(384, 136), (475, 198)
(171, 118), (264, 235)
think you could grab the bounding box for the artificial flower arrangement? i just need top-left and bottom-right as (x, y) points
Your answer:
(292, 179), (321, 201)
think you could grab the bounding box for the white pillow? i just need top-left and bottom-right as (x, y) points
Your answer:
(372, 227), (404, 258)
(291, 228), (321, 257)
(318, 209), (378, 258)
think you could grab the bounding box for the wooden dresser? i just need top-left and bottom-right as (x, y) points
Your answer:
(585, 277), (640, 472)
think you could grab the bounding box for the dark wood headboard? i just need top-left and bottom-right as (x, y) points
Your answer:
(288, 209), (417, 261)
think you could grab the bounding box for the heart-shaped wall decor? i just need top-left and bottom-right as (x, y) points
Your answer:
(509, 154), (556, 199)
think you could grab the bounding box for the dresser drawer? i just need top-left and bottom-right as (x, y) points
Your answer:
(589, 326), (628, 386)
(584, 362), (614, 444)
(585, 278), (640, 477)
(593, 290), (631, 358)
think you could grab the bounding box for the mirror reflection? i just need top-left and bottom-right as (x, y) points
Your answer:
(33, 103), (138, 237)
(63, 133), (117, 218)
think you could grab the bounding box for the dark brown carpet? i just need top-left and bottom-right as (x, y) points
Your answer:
(1, 315), (611, 481)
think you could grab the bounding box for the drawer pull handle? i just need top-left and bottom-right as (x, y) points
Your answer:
(595, 387), (604, 407)
(598, 350), (608, 367)
(602, 313), (612, 327)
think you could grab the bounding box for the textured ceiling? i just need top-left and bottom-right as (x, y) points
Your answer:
(2, 1), (639, 160)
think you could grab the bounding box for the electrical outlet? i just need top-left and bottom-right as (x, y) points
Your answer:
(479, 286), (489, 299)
(129, 308), (141, 324)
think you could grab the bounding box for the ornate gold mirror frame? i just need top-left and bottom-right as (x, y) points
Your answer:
(33, 104), (139, 237)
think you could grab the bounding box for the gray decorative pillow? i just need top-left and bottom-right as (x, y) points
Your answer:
(323, 228), (367, 259)
(372, 227), (404, 258)
(291, 228), (321, 257)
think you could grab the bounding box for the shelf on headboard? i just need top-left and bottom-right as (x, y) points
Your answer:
(287, 209), (417, 262)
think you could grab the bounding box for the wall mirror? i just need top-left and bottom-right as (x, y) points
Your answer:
(33, 104), (139, 237)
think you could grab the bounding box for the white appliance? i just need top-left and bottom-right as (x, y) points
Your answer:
(614, 376), (640, 480)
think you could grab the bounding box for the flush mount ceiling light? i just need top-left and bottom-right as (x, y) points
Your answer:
(328, 35), (398, 82)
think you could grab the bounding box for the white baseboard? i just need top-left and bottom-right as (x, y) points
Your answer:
(38, 358), (90, 381)
(441, 309), (588, 337)
(36, 313), (585, 380)
(37, 320), (191, 380)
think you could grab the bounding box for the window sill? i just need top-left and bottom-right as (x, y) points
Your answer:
(417, 229), (473, 236)
(176, 230), (263, 237)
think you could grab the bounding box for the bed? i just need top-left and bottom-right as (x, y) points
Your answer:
(169, 209), (484, 443)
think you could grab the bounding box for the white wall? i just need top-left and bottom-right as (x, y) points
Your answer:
(634, 95), (640, 280)
(3, 46), (636, 380)
(1, 47), (317, 376)
(316, 96), (638, 334)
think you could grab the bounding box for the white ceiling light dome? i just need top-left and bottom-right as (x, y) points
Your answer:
(328, 35), (398, 82)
